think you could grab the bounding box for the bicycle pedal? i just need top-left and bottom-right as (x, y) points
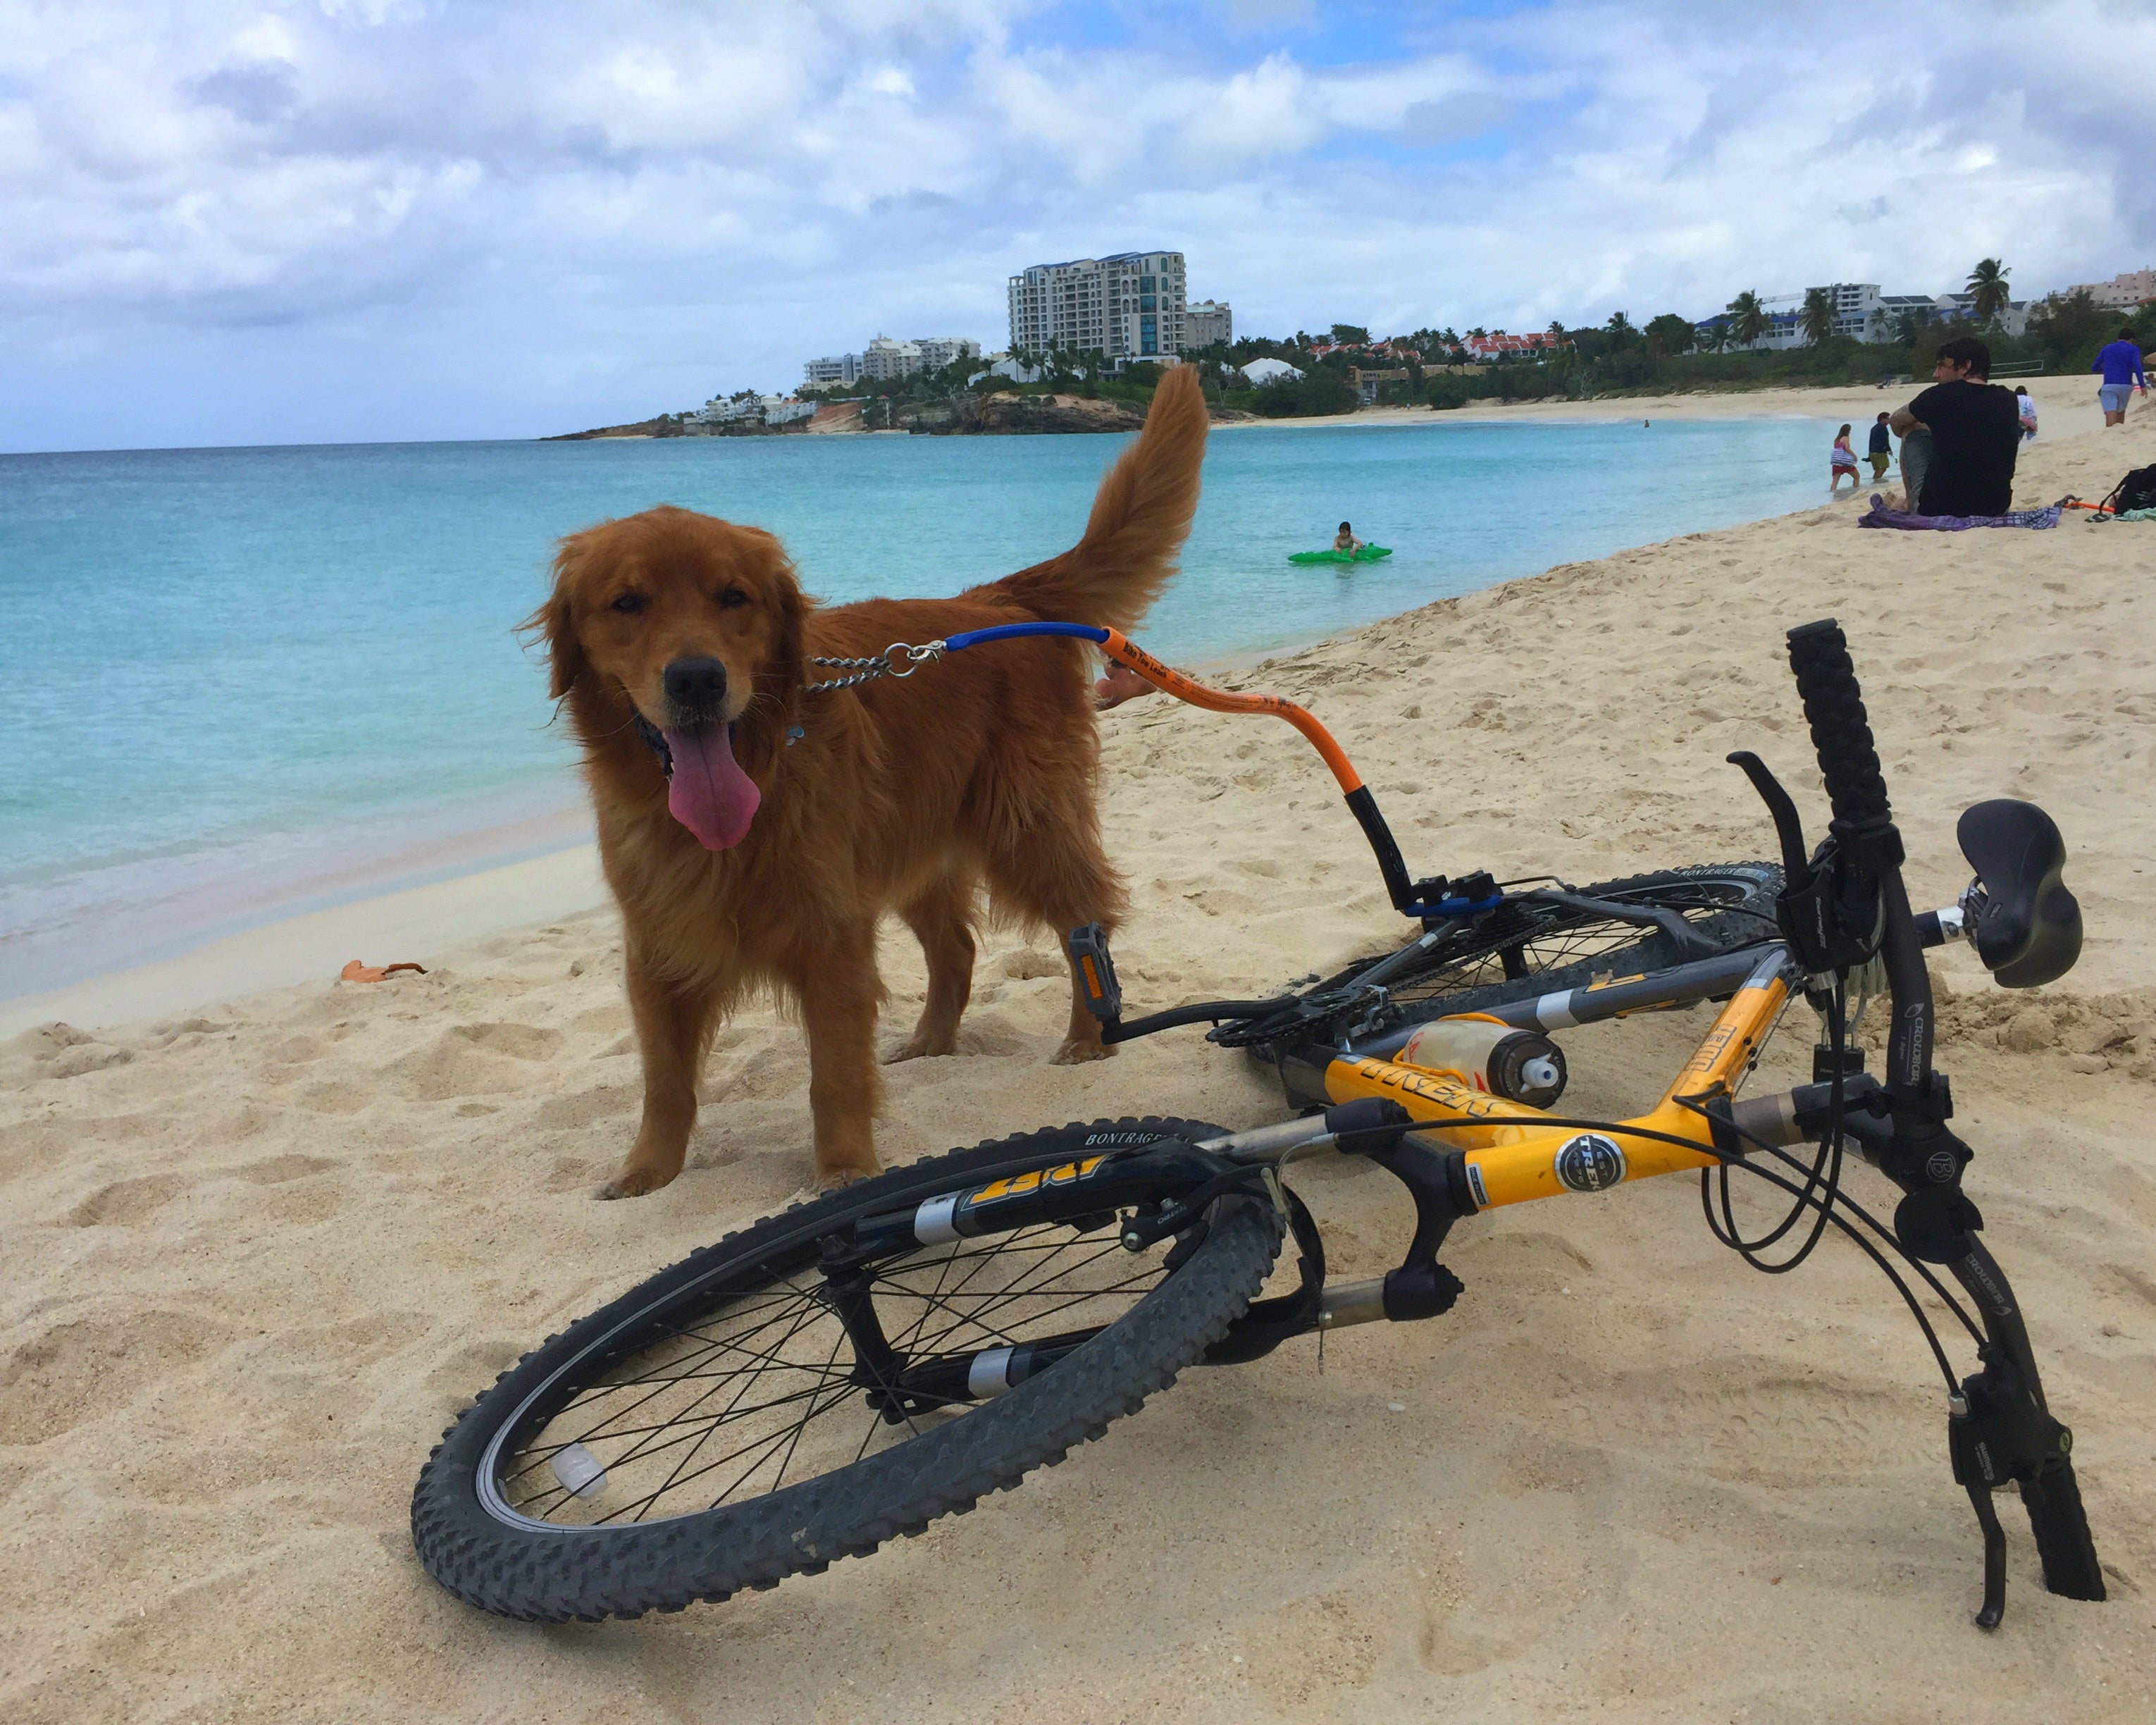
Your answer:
(1066, 923), (1122, 1023)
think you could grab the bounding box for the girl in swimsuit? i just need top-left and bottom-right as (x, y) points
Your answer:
(1830, 425), (1860, 495)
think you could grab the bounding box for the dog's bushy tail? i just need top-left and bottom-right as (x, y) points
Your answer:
(979, 365), (1208, 635)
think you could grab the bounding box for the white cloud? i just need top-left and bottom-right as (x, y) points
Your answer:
(1, 0), (2151, 448)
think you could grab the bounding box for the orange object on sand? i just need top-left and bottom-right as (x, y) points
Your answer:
(340, 960), (428, 984)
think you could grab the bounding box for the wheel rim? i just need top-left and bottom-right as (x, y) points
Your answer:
(476, 1218), (1181, 1532)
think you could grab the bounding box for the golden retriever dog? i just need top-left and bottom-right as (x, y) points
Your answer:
(532, 366), (1208, 1196)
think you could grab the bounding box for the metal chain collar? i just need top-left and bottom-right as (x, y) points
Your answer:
(803, 639), (946, 695)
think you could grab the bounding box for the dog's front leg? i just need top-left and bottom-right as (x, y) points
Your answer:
(604, 951), (716, 1199)
(796, 931), (885, 1189)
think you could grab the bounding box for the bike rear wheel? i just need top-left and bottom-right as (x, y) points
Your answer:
(1313, 862), (1780, 1035)
(411, 1119), (1281, 1621)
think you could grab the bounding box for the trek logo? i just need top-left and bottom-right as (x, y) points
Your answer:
(962, 1156), (1105, 1211)
(1554, 1133), (1627, 1194)
(1350, 1058), (1506, 1121)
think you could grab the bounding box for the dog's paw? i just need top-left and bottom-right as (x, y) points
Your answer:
(1051, 1036), (1117, 1066)
(598, 1163), (678, 1200)
(882, 1033), (955, 1065)
(814, 1162), (881, 1193)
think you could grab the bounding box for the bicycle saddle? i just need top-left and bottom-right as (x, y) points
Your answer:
(1958, 799), (2081, 988)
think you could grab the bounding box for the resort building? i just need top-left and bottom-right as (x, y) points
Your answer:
(1463, 331), (1563, 359)
(1698, 283), (2034, 352)
(861, 337), (924, 381)
(1008, 252), (1189, 361)
(915, 336), (982, 371)
(697, 394), (815, 427)
(806, 335), (981, 388)
(1184, 299), (1232, 348)
(2072, 267), (2156, 311)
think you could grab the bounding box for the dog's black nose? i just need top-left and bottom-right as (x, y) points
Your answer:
(663, 656), (728, 715)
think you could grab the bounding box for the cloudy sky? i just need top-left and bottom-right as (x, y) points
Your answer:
(4, 0), (2151, 450)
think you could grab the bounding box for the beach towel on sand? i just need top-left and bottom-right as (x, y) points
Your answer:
(1858, 495), (2061, 531)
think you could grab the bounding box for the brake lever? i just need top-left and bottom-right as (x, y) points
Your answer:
(1727, 751), (1809, 878)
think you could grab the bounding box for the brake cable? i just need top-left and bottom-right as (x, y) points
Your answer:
(1701, 978), (1846, 1273)
(1444, 1106), (1977, 1390)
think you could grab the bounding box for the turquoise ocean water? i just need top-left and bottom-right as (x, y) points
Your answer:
(1, 416), (1845, 998)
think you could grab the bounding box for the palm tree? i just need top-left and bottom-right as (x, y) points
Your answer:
(1644, 312), (1696, 357)
(1799, 286), (1838, 345)
(1966, 258), (2012, 325)
(1606, 309), (1636, 346)
(1726, 290), (1769, 347)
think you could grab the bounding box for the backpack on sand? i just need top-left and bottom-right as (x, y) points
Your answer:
(2098, 465), (2156, 514)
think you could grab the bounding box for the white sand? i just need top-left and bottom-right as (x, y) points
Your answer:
(1222, 373), (2113, 438)
(4, 413), (2154, 1721)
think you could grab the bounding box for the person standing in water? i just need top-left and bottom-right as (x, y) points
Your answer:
(1829, 424), (1861, 494)
(1867, 412), (1893, 484)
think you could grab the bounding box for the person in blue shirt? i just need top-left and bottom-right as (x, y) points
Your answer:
(2093, 329), (2147, 427)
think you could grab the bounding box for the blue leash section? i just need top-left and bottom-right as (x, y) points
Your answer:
(943, 621), (1110, 651)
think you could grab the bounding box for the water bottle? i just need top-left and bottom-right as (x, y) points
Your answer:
(1396, 1015), (1567, 1108)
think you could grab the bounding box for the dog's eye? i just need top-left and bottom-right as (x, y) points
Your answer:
(717, 587), (750, 610)
(610, 593), (645, 615)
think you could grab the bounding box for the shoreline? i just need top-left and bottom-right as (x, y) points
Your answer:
(0, 843), (607, 1041)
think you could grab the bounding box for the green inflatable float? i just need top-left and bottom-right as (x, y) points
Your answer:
(1288, 545), (1393, 565)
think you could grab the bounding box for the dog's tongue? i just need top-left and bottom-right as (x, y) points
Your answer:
(662, 726), (760, 850)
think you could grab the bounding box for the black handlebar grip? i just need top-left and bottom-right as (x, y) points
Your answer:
(1785, 619), (1892, 829)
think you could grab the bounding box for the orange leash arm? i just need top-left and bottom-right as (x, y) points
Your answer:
(1097, 627), (1367, 795)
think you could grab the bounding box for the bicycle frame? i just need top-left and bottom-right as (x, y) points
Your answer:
(1314, 946), (1794, 1208)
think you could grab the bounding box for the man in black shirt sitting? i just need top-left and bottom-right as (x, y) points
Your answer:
(1889, 337), (2021, 515)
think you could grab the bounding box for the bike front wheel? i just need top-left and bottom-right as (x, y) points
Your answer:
(411, 1118), (1282, 1621)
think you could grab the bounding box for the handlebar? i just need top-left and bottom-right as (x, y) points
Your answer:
(1784, 619), (1933, 1095)
(1785, 620), (1896, 832)
(1776, 622), (2102, 1626)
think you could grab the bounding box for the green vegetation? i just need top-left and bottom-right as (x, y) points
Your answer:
(775, 256), (2150, 431)
(1966, 258), (2012, 324)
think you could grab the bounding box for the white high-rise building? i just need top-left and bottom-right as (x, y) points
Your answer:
(1008, 252), (1188, 361)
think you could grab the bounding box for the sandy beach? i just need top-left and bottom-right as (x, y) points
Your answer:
(4, 408), (2154, 1722)
(1219, 372), (2114, 437)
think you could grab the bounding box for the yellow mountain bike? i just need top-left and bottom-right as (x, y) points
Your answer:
(413, 620), (2102, 1631)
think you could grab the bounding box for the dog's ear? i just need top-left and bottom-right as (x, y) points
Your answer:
(523, 536), (589, 700)
(736, 557), (807, 779)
